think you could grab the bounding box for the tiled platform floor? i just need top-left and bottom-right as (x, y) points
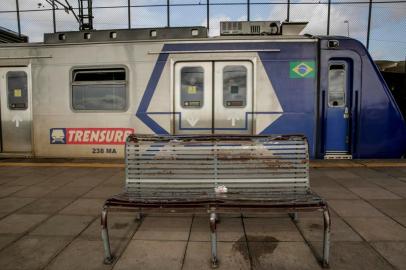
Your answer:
(0, 164), (405, 270)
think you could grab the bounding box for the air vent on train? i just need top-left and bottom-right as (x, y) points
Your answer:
(220, 21), (281, 36)
(220, 21), (308, 36)
(221, 21), (243, 34)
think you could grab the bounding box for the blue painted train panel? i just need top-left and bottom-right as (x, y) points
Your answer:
(136, 37), (406, 159)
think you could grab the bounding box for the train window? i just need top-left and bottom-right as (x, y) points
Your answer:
(328, 64), (346, 107)
(180, 66), (204, 108)
(7, 71), (28, 110)
(223, 65), (247, 108)
(71, 68), (127, 111)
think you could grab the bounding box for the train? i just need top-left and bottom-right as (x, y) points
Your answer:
(0, 21), (405, 159)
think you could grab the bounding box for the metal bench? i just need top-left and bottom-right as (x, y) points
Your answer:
(101, 134), (331, 267)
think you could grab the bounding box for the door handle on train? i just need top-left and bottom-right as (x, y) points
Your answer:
(344, 107), (350, 119)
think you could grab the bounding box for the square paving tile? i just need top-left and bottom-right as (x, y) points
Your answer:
(0, 234), (20, 250)
(333, 178), (378, 188)
(368, 199), (406, 218)
(30, 214), (94, 237)
(189, 216), (244, 242)
(12, 186), (57, 198)
(101, 173), (125, 187)
(55, 168), (97, 178)
(183, 241), (250, 270)
(4, 174), (51, 186)
(113, 240), (186, 270)
(45, 239), (115, 270)
(350, 168), (391, 179)
(371, 241), (406, 270)
(348, 187), (401, 200)
(345, 217), (406, 241)
(59, 198), (105, 216)
(368, 177), (406, 188)
(394, 216), (406, 227)
(308, 177), (342, 188)
(37, 177), (76, 188)
(296, 217), (362, 242)
(81, 214), (140, 240)
(312, 186), (359, 199)
(0, 186), (25, 197)
(16, 198), (75, 214)
(243, 218), (303, 242)
(82, 186), (123, 199)
(45, 186), (94, 199)
(133, 216), (192, 241)
(249, 241), (321, 270)
(0, 213), (49, 234)
(377, 168), (406, 178)
(322, 169), (360, 180)
(0, 175), (17, 185)
(0, 197), (37, 214)
(311, 241), (394, 270)
(328, 200), (384, 217)
(0, 236), (71, 270)
(64, 177), (107, 188)
(385, 187), (406, 198)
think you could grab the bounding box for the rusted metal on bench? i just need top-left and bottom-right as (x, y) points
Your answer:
(101, 134), (331, 267)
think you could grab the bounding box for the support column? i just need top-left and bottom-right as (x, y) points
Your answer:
(366, 0), (373, 50)
(15, 0), (21, 36)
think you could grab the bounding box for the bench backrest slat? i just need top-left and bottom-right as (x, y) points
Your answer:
(125, 135), (309, 194)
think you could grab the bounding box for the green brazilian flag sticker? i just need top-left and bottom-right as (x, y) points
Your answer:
(289, 61), (316, 78)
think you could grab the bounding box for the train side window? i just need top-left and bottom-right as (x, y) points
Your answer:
(7, 71), (28, 110)
(328, 64), (346, 107)
(71, 68), (127, 111)
(223, 65), (247, 108)
(180, 66), (204, 108)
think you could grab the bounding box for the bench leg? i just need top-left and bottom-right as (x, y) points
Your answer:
(209, 212), (218, 268)
(322, 208), (331, 268)
(101, 206), (114, 264)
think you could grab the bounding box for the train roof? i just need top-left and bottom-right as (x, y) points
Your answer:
(0, 26), (323, 49)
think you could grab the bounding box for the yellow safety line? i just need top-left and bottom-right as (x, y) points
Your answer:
(0, 161), (405, 168)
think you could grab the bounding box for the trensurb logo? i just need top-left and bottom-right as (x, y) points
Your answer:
(50, 128), (66, 144)
(50, 128), (134, 145)
(290, 61), (315, 78)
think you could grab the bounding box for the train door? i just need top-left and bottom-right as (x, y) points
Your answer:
(321, 49), (361, 159)
(174, 61), (253, 134)
(214, 62), (253, 134)
(0, 67), (32, 153)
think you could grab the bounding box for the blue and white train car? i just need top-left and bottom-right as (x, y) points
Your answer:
(0, 23), (404, 159)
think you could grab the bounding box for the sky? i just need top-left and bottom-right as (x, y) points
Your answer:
(0, 0), (405, 60)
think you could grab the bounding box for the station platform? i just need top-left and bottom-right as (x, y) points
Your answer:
(1, 158), (406, 168)
(0, 160), (405, 269)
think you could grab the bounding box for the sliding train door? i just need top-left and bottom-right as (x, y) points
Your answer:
(0, 67), (32, 153)
(174, 61), (253, 135)
(213, 61), (253, 134)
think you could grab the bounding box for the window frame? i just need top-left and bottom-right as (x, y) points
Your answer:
(327, 62), (347, 108)
(222, 65), (248, 109)
(6, 71), (28, 111)
(70, 65), (129, 112)
(179, 65), (205, 109)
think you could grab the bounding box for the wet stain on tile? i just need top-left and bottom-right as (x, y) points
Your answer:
(233, 236), (279, 261)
